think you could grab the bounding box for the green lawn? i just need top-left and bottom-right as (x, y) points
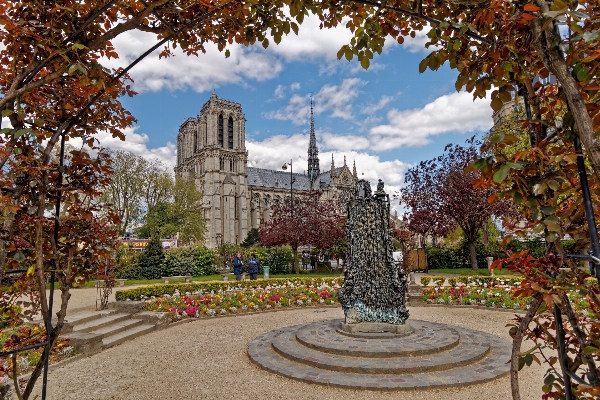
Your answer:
(424, 268), (520, 276)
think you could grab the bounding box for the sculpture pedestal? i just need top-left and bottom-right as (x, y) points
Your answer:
(339, 321), (413, 335)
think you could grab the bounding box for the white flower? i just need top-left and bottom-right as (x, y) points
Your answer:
(266, 304), (271, 309)
(220, 309), (227, 315)
(296, 299), (304, 306)
(231, 307), (237, 313)
(253, 305), (259, 310)
(320, 299), (325, 304)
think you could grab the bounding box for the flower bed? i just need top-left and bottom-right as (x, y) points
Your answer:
(422, 281), (598, 316)
(1, 325), (75, 395)
(116, 277), (342, 301)
(142, 280), (341, 320)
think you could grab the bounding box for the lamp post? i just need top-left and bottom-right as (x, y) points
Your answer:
(281, 160), (295, 201)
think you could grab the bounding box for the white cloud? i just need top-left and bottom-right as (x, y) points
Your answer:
(274, 85), (286, 99)
(290, 82), (301, 91)
(264, 78), (364, 124)
(266, 15), (353, 62)
(89, 127), (177, 168)
(361, 95), (393, 115)
(102, 30), (283, 93)
(369, 91), (493, 151)
(321, 133), (370, 151)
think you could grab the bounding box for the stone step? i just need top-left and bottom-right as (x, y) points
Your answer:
(295, 319), (460, 357)
(271, 326), (491, 374)
(102, 324), (156, 350)
(29, 309), (116, 329)
(91, 318), (145, 339)
(72, 313), (132, 333)
(250, 339), (510, 390)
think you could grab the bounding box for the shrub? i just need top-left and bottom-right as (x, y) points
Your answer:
(196, 246), (217, 276)
(263, 245), (293, 274)
(432, 276), (446, 286)
(138, 235), (165, 279)
(420, 276), (431, 286)
(448, 277), (458, 287)
(116, 249), (141, 280)
(163, 246), (198, 277)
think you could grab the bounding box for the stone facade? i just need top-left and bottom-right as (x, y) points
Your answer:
(175, 92), (358, 248)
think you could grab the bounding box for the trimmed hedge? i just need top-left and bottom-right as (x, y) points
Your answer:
(115, 276), (342, 301)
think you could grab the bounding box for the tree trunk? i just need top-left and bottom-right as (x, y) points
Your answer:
(469, 241), (478, 270)
(531, 2), (600, 182)
(292, 246), (299, 274)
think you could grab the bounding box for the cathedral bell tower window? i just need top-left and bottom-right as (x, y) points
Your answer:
(228, 116), (234, 149)
(218, 114), (224, 147)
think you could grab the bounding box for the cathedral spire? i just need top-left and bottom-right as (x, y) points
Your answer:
(331, 154), (335, 177)
(307, 96), (320, 187)
(353, 160), (357, 179)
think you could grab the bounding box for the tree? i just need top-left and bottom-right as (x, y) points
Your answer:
(137, 234), (165, 280)
(139, 177), (205, 244)
(241, 228), (260, 248)
(103, 150), (174, 236)
(401, 138), (513, 270)
(259, 192), (345, 273)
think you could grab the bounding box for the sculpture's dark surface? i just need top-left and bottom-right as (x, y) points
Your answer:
(338, 179), (409, 324)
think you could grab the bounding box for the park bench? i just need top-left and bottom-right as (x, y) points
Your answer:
(161, 275), (192, 284)
(221, 273), (233, 281)
(94, 279), (127, 288)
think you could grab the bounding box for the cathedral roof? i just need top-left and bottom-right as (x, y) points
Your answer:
(247, 166), (345, 191)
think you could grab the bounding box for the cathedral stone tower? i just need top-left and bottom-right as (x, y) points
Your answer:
(175, 91), (248, 248)
(175, 93), (359, 249)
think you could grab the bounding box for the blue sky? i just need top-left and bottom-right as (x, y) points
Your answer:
(97, 16), (495, 210)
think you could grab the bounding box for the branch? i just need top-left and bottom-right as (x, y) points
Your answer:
(511, 293), (543, 400)
(348, 0), (494, 44)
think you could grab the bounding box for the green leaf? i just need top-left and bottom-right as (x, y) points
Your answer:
(71, 43), (86, 50)
(544, 374), (555, 386)
(532, 182), (548, 196)
(577, 66), (590, 81)
(540, 206), (555, 215)
(582, 32), (600, 42)
(546, 180), (559, 191)
(493, 165), (511, 183)
(491, 97), (503, 111)
(506, 161), (524, 170)
(345, 48), (353, 61)
(583, 345), (599, 355)
(225, 49), (231, 58)
(419, 58), (428, 73)
(1, 109), (13, 117)
(13, 251), (25, 263)
(502, 62), (513, 72)
(546, 231), (558, 242)
(360, 56), (370, 70)
(518, 357), (526, 371)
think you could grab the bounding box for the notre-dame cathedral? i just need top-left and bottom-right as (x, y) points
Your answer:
(175, 91), (358, 248)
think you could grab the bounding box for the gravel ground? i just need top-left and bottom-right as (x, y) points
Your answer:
(32, 306), (547, 400)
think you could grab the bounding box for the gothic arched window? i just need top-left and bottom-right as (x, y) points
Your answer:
(228, 116), (234, 149)
(218, 114), (224, 147)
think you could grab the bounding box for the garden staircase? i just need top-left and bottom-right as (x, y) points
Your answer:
(58, 309), (170, 355)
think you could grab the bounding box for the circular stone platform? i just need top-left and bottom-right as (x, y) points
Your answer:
(247, 319), (511, 391)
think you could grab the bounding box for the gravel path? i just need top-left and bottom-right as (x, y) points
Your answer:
(34, 306), (547, 400)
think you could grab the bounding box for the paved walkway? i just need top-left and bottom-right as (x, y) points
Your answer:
(33, 306), (545, 400)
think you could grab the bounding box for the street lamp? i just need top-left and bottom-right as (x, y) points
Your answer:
(281, 160), (295, 201)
